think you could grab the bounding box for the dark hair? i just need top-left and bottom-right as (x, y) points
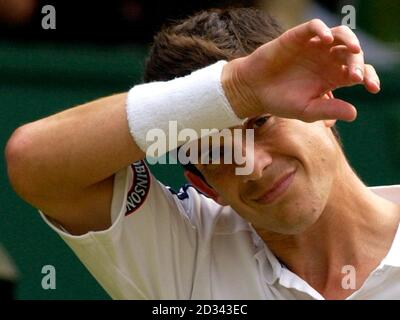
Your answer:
(144, 8), (283, 82)
(143, 7), (342, 179)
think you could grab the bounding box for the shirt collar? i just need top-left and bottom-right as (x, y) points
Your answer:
(369, 185), (400, 268)
(379, 223), (400, 268)
(250, 225), (282, 285)
(249, 220), (400, 286)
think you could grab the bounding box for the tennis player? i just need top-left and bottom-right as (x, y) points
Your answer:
(6, 8), (400, 299)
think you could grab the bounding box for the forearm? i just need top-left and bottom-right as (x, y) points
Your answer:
(6, 60), (247, 205)
(6, 93), (145, 200)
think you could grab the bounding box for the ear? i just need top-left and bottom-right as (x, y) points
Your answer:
(184, 170), (228, 206)
(323, 91), (337, 127)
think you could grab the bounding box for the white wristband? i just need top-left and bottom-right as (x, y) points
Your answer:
(126, 60), (244, 153)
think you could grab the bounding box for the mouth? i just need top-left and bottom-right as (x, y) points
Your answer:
(254, 169), (297, 205)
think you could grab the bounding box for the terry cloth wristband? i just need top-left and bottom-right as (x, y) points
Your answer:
(126, 60), (245, 153)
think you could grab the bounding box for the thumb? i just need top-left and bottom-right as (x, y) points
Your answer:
(302, 98), (357, 122)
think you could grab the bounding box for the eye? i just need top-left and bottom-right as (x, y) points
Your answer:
(249, 115), (271, 129)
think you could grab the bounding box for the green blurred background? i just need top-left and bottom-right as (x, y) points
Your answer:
(1, 0), (400, 299)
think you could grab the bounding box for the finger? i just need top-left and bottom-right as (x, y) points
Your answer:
(321, 65), (358, 90)
(363, 64), (381, 93)
(330, 45), (350, 64)
(330, 26), (361, 54)
(330, 45), (365, 83)
(348, 51), (365, 83)
(283, 19), (333, 47)
(302, 98), (357, 122)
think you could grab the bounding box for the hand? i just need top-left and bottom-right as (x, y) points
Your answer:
(222, 19), (380, 122)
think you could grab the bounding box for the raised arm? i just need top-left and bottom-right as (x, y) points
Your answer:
(5, 20), (379, 235)
(5, 93), (145, 234)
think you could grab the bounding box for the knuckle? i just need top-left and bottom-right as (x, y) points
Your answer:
(310, 18), (323, 27)
(367, 64), (377, 73)
(339, 25), (352, 33)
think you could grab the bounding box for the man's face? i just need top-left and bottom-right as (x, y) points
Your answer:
(195, 115), (340, 235)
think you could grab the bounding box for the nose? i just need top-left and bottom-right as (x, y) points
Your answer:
(241, 144), (272, 183)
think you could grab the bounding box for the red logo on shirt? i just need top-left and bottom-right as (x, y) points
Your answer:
(125, 161), (151, 216)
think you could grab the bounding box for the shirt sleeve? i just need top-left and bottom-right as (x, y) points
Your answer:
(39, 161), (201, 299)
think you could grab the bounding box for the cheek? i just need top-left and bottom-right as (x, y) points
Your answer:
(286, 127), (337, 176)
(308, 137), (337, 178)
(290, 149), (335, 221)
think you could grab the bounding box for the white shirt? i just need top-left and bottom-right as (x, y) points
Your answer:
(40, 161), (400, 300)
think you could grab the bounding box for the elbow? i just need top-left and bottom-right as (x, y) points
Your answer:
(5, 125), (37, 200)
